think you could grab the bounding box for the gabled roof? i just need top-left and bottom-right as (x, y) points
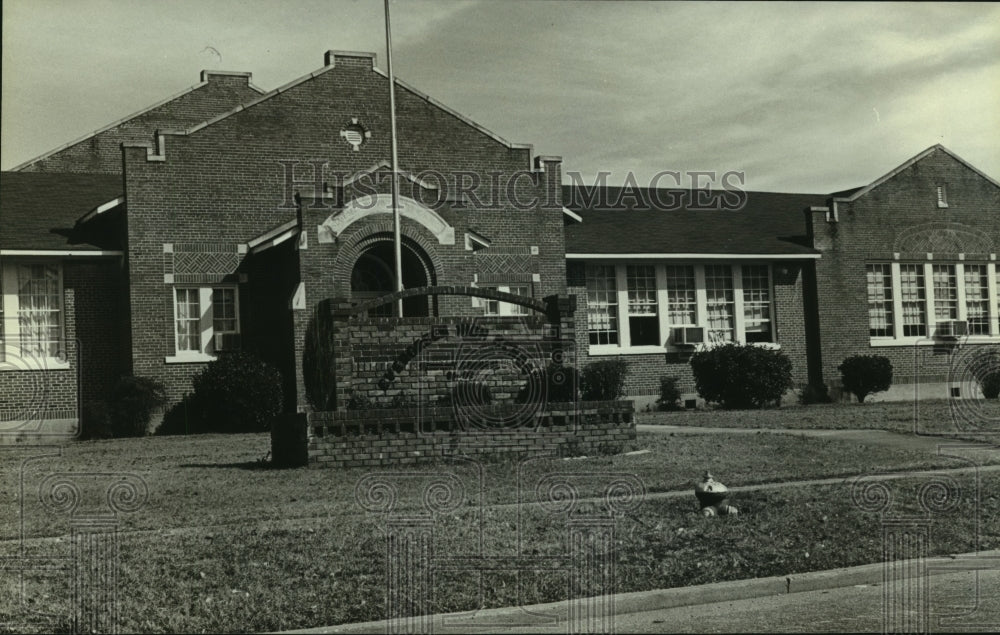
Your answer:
(127, 51), (534, 165)
(563, 185), (824, 257)
(0, 172), (124, 251)
(837, 144), (1000, 202)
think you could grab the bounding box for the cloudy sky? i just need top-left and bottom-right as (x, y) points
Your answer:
(3, 0), (998, 192)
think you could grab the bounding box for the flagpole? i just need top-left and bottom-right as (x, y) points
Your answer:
(385, 0), (404, 318)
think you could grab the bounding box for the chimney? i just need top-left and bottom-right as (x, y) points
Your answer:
(534, 156), (563, 212)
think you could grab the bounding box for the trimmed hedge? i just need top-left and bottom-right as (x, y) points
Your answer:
(689, 343), (793, 409)
(581, 358), (629, 401)
(838, 354), (893, 403)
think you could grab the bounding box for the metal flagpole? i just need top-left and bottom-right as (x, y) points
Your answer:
(385, 0), (404, 318)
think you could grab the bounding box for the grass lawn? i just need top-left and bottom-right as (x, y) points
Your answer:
(644, 398), (1000, 441)
(1, 419), (998, 632)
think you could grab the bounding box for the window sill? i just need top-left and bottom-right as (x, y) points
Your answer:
(0, 357), (71, 371)
(869, 336), (1000, 347)
(588, 342), (780, 356)
(165, 352), (217, 364)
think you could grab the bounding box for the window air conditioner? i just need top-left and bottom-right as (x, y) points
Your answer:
(936, 320), (968, 338)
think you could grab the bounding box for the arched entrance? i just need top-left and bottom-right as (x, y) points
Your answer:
(350, 240), (435, 317)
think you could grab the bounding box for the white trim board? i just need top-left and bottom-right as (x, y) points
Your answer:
(566, 253), (821, 260)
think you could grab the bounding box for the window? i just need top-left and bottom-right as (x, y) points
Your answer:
(868, 261), (1000, 343)
(704, 264), (735, 343)
(171, 286), (240, 359)
(964, 264), (990, 335)
(900, 264), (927, 337)
(937, 185), (948, 208)
(664, 265), (696, 326)
(741, 265), (772, 343)
(480, 284), (531, 316)
(866, 264), (894, 337)
(932, 265), (958, 335)
(626, 265), (660, 346)
(585, 265), (618, 345)
(0, 262), (65, 363)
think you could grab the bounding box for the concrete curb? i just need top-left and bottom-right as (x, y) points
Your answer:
(277, 549), (1000, 633)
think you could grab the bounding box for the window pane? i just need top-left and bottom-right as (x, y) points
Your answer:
(704, 264), (734, 342)
(742, 265), (772, 342)
(664, 265), (696, 325)
(866, 264), (894, 337)
(626, 265), (659, 346)
(16, 264), (61, 358)
(900, 264), (926, 337)
(964, 264), (990, 335)
(507, 285), (530, 316)
(932, 265), (958, 335)
(586, 265), (618, 345)
(213, 288), (238, 333)
(175, 288), (201, 352)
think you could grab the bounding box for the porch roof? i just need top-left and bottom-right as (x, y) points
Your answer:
(0, 171), (124, 251)
(562, 186), (827, 257)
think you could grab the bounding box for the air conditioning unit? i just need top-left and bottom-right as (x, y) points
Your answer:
(936, 320), (968, 338)
(673, 326), (706, 346)
(213, 332), (241, 352)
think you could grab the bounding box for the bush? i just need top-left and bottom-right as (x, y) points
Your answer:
(656, 377), (682, 411)
(80, 401), (113, 439)
(581, 358), (630, 401)
(190, 352), (284, 433)
(689, 343), (793, 409)
(798, 382), (832, 405)
(970, 349), (1000, 399)
(516, 362), (580, 405)
(838, 354), (893, 403)
(108, 376), (168, 437)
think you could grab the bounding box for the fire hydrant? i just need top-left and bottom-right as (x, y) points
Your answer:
(695, 471), (738, 516)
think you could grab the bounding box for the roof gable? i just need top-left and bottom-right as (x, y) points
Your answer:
(838, 144), (1000, 203)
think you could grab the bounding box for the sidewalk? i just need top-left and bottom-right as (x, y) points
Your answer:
(279, 549), (1000, 633)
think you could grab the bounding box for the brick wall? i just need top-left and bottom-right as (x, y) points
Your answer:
(810, 148), (1000, 397)
(567, 261), (811, 404)
(118, 51), (565, 407)
(18, 74), (261, 174)
(272, 402), (637, 468)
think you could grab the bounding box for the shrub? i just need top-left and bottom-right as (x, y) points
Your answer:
(798, 382), (832, 405)
(345, 391), (372, 410)
(108, 376), (168, 437)
(656, 377), (682, 411)
(581, 358), (630, 401)
(155, 394), (199, 435)
(190, 352), (284, 433)
(689, 343), (793, 409)
(838, 354), (893, 403)
(80, 401), (113, 439)
(516, 362), (580, 405)
(970, 349), (1000, 399)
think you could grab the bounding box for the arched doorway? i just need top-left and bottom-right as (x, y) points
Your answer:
(350, 240), (435, 317)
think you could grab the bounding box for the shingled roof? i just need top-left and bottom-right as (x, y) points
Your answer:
(1, 172), (124, 251)
(562, 185), (827, 256)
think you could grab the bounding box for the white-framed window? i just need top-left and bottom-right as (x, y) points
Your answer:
(741, 264), (773, 343)
(868, 261), (1000, 345)
(626, 265), (659, 346)
(900, 264), (928, 337)
(476, 284), (531, 316)
(585, 264), (619, 346)
(964, 264), (990, 335)
(1, 261), (67, 367)
(584, 261), (775, 353)
(168, 285), (240, 361)
(704, 264), (735, 343)
(866, 263), (894, 338)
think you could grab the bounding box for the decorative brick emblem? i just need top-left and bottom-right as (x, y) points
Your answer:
(340, 117), (371, 151)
